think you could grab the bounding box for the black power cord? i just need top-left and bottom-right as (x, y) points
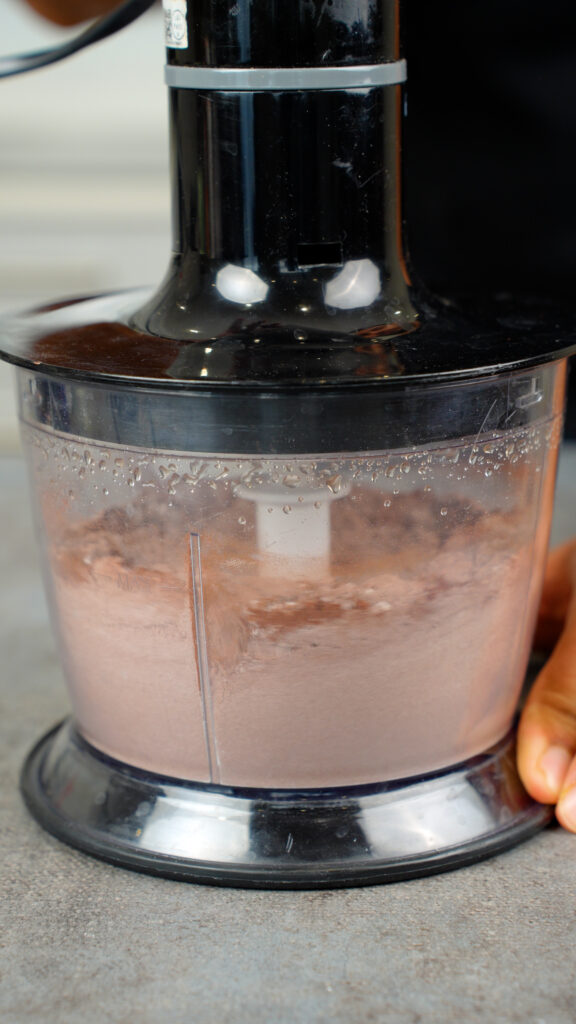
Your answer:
(0, 0), (157, 78)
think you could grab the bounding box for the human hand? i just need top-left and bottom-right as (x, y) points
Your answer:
(518, 537), (576, 831)
(23, 0), (122, 27)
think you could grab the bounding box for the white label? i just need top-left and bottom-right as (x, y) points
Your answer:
(163, 0), (188, 50)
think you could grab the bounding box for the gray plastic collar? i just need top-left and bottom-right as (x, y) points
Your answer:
(164, 59), (407, 92)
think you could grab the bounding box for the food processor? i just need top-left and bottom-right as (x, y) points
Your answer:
(1, 0), (575, 888)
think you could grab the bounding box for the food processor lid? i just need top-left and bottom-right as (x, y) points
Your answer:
(1, 287), (575, 390)
(1, 0), (575, 388)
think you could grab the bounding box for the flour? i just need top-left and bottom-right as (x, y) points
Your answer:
(43, 474), (552, 788)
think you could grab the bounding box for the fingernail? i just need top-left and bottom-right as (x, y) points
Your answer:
(557, 786), (576, 832)
(539, 745), (572, 798)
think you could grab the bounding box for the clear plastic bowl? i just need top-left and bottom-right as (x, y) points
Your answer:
(16, 360), (566, 789)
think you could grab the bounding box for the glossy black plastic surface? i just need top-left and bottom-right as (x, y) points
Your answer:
(168, 0), (401, 69)
(21, 720), (552, 889)
(2, 5), (575, 389)
(2, 288), (575, 388)
(133, 76), (417, 352)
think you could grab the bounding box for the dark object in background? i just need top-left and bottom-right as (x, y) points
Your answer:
(405, 0), (576, 435)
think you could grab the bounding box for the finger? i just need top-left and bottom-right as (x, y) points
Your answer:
(556, 755), (576, 833)
(23, 0), (121, 27)
(534, 538), (576, 651)
(517, 624), (576, 808)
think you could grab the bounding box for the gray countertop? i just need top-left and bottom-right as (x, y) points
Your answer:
(2, 451), (576, 1024)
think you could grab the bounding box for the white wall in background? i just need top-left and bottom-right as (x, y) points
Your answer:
(0, 0), (170, 452)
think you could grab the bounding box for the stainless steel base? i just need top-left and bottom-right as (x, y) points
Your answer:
(21, 720), (552, 889)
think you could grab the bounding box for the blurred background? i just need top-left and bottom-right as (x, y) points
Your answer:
(1, 0), (575, 450)
(0, 0), (169, 452)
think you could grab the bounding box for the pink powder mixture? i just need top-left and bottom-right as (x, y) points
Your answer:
(40, 460), (555, 789)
